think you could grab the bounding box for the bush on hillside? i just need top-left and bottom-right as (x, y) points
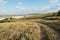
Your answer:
(57, 10), (60, 16)
(0, 17), (14, 23)
(52, 13), (57, 16)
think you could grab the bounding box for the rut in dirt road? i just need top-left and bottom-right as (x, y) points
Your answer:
(39, 23), (60, 40)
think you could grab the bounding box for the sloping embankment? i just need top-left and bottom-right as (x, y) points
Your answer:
(0, 22), (60, 40)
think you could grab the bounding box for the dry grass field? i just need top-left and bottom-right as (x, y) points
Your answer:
(0, 22), (42, 40)
(0, 13), (60, 40)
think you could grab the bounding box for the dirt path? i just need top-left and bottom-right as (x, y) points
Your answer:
(39, 23), (60, 40)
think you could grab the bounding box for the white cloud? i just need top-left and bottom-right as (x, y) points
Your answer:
(0, 0), (8, 6)
(16, 6), (20, 8)
(17, 0), (23, 1)
(15, 6), (58, 14)
(50, 0), (58, 4)
(29, 6), (60, 13)
(56, 4), (60, 7)
(0, 0), (8, 14)
(16, 6), (25, 11)
(18, 2), (22, 5)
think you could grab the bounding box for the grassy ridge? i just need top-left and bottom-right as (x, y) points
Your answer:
(0, 22), (42, 40)
(0, 12), (60, 40)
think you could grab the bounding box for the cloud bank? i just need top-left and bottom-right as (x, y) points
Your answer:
(0, 0), (60, 15)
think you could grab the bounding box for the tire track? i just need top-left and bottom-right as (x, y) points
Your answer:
(39, 23), (60, 40)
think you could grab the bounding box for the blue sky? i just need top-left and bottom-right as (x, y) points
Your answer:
(0, 0), (60, 15)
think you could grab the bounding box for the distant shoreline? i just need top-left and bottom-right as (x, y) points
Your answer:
(0, 16), (25, 20)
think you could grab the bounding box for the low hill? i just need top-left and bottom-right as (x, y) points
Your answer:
(0, 12), (60, 40)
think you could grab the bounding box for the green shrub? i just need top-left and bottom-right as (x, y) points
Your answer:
(0, 17), (14, 23)
(57, 10), (60, 16)
(52, 13), (57, 16)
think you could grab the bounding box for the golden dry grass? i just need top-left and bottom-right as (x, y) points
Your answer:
(0, 22), (42, 40)
(0, 13), (60, 40)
